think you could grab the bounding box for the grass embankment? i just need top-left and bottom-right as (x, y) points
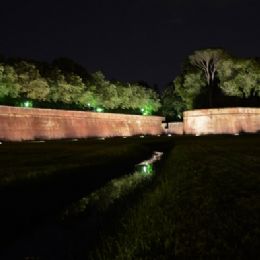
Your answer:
(92, 135), (260, 259)
(0, 136), (174, 249)
(0, 137), (168, 186)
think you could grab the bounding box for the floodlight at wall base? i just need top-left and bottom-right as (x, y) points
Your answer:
(21, 101), (33, 108)
(96, 107), (104, 112)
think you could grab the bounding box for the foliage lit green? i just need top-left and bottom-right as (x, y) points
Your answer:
(218, 58), (260, 98)
(161, 49), (260, 119)
(0, 60), (161, 114)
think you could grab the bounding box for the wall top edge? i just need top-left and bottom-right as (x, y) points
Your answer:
(183, 107), (260, 117)
(0, 105), (165, 121)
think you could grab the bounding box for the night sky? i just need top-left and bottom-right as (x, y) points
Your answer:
(1, 0), (260, 89)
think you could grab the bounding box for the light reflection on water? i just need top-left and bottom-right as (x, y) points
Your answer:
(61, 151), (163, 219)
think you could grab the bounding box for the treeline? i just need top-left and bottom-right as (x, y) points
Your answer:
(0, 58), (161, 115)
(162, 49), (260, 120)
(1, 51), (259, 119)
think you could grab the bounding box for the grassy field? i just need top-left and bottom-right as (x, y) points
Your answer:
(0, 137), (172, 186)
(0, 136), (174, 252)
(90, 135), (260, 259)
(0, 135), (259, 259)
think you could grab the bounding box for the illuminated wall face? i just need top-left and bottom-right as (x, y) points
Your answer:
(0, 106), (165, 141)
(167, 122), (183, 135)
(183, 108), (260, 135)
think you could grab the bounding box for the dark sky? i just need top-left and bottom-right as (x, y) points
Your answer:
(1, 0), (260, 88)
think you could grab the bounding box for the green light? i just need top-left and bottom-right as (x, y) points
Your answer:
(142, 163), (153, 174)
(141, 107), (152, 116)
(87, 103), (91, 107)
(21, 101), (33, 108)
(96, 107), (104, 112)
(136, 163), (153, 175)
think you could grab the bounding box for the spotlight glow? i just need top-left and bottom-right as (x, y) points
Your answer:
(96, 107), (104, 112)
(21, 101), (33, 108)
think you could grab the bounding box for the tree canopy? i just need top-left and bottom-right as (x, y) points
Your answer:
(0, 59), (161, 115)
(218, 58), (260, 98)
(161, 49), (260, 120)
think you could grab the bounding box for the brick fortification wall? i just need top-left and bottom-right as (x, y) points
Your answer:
(166, 122), (184, 135)
(0, 106), (165, 141)
(183, 108), (260, 135)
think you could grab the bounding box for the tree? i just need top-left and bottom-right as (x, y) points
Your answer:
(89, 71), (111, 109)
(218, 58), (260, 98)
(173, 69), (207, 110)
(0, 64), (21, 100)
(52, 57), (90, 83)
(14, 61), (50, 101)
(48, 70), (84, 104)
(115, 83), (133, 109)
(161, 83), (185, 120)
(189, 49), (226, 107)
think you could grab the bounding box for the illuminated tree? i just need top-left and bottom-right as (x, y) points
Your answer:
(14, 61), (50, 100)
(115, 83), (132, 109)
(174, 70), (207, 110)
(89, 72), (161, 113)
(161, 83), (186, 120)
(218, 58), (260, 98)
(78, 88), (98, 109)
(189, 49), (226, 107)
(0, 58), (162, 114)
(48, 71), (84, 104)
(0, 64), (20, 100)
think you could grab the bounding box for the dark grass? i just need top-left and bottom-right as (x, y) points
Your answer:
(90, 135), (260, 259)
(0, 136), (174, 252)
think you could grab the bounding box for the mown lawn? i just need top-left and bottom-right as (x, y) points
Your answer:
(0, 136), (174, 250)
(91, 135), (260, 259)
(0, 137), (172, 186)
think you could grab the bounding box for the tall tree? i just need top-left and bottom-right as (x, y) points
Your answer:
(189, 49), (226, 107)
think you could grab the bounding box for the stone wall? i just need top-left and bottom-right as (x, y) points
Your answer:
(167, 122), (184, 135)
(183, 107), (260, 135)
(0, 106), (165, 141)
